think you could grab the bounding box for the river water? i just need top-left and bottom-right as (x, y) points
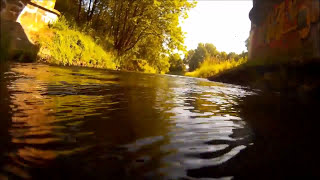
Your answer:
(0, 63), (319, 179)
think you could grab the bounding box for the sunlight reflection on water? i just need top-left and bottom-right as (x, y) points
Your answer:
(1, 63), (254, 179)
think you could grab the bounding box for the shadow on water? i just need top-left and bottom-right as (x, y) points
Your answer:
(0, 62), (12, 180)
(187, 92), (320, 179)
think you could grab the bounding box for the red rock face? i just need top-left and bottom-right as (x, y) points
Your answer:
(249, 0), (320, 61)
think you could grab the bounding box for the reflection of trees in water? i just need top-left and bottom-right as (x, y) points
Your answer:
(2, 64), (79, 179)
(5, 63), (302, 179)
(1, 64), (176, 179)
(188, 93), (320, 179)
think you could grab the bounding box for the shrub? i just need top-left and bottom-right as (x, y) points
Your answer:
(185, 57), (247, 78)
(33, 17), (116, 69)
(118, 58), (157, 73)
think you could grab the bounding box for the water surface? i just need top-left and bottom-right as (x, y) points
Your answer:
(1, 63), (318, 179)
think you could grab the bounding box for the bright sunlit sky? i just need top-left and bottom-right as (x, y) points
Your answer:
(181, 0), (253, 53)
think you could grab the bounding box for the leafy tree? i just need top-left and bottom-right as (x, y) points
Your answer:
(169, 53), (185, 72)
(106, 0), (195, 56)
(186, 42), (249, 72)
(218, 51), (228, 60)
(204, 43), (218, 57)
(183, 49), (195, 65)
(188, 43), (221, 71)
(227, 52), (237, 60)
(189, 43), (208, 71)
(130, 35), (170, 73)
(55, 0), (196, 73)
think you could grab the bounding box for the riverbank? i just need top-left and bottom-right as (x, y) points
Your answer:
(0, 17), (162, 73)
(0, 17), (115, 69)
(28, 18), (117, 70)
(208, 58), (320, 95)
(185, 58), (247, 78)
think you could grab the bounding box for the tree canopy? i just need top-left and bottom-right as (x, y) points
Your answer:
(186, 42), (248, 72)
(188, 43), (218, 71)
(55, 0), (196, 73)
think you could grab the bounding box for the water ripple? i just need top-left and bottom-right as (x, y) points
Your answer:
(1, 63), (253, 179)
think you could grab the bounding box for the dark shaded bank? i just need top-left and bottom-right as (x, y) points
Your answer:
(187, 91), (320, 179)
(0, 19), (39, 62)
(0, 62), (12, 176)
(208, 59), (320, 94)
(195, 59), (320, 179)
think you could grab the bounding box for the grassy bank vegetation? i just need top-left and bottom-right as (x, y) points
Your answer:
(31, 18), (116, 69)
(184, 42), (248, 78)
(185, 57), (247, 78)
(38, 0), (195, 73)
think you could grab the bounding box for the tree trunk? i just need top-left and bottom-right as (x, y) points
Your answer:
(87, 0), (93, 21)
(88, 0), (98, 21)
(77, 0), (82, 21)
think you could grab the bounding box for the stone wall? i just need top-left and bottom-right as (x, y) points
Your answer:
(249, 0), (320, 61)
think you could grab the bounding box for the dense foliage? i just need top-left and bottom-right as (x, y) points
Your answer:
(169, 53), (185, 72)
(185, 42), (248, 78)
(54, 0), (196, 73)
(34, 17), (116, 69)
(185, 57), (247, 78)
(186, 43), (248, 71)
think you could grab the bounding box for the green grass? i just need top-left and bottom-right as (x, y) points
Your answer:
(185, 57), (247, 78)
(33, 17), (116, 69)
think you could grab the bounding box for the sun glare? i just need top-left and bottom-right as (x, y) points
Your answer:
(181, 0), (253, 53)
